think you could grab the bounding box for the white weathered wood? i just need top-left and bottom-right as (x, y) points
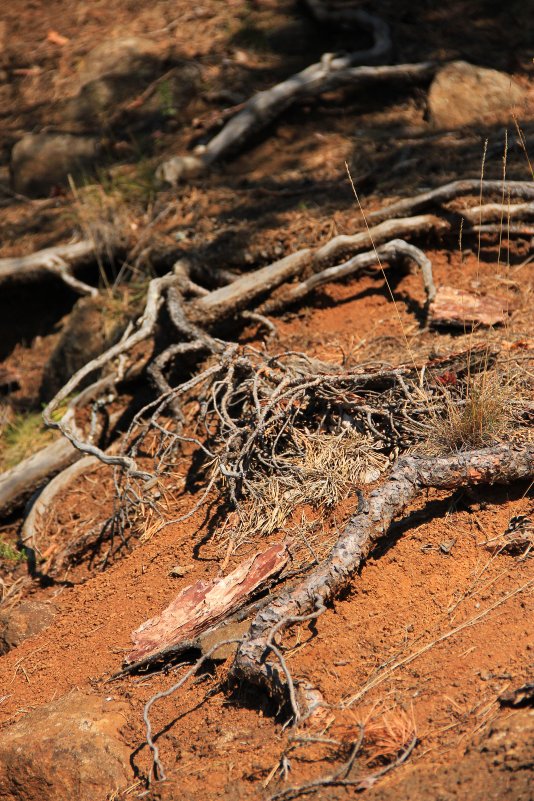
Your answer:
(0, 437), (80, 517)
(157, 62), (434, 183)
(0, 240), (97, 295)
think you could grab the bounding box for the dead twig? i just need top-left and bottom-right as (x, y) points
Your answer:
(267, 733), (417, 800)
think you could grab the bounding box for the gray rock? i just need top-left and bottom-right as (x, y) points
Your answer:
(428, 61), (526, 129)
(0, 600), (57, 655)
(76, 36), (165, 85)
(65, 37), (198, 129)
(0, 691), (130, 801)
(10, 133), (101, 197)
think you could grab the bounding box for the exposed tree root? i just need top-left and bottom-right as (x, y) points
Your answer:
(263, 238), (436, 314)
(310, 214), (448, 269)
(230, 444), (534, 715)
(267, 735), (417, 801)
(0, 375), (114, 517)
(19, 455), (101, 574)
(42, 273), (179, 480)
(0, 240), (96, 294)
(463, 200), (534, 224)
(5, 176), (521, 558)
(158, 63), (434, 184)
(153, 0), (440, 188)
(367, 180), (534, 223)
(0, 436), (80, 518)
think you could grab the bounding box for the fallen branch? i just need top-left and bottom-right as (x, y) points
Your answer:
(231, 444), (534, 713)
(157, 61), (434, 183)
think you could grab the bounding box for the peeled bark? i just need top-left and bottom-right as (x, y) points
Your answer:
(125, 542), (289, 669)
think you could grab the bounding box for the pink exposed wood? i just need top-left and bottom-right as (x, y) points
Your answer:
(126, 542), (289, 664)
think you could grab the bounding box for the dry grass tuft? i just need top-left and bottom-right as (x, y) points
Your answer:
(69, 179), (133, 267)
(0, 411), (57, 471)
(229, 429), (389, 541)
(429, 370), (519, 453)
(360, 707), (417, 766)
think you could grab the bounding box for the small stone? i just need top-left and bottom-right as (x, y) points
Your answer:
(169, 564), (193, 578)
(428, 61), (527, 129)
(0, 600), (57, 655)
(10, 133), (101, 198)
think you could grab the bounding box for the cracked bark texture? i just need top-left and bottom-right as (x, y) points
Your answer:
(231, 444), (534, 709)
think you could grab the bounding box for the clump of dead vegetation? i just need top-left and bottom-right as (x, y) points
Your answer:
(428, 370), (520, 453)
(106, 341), (531, 563)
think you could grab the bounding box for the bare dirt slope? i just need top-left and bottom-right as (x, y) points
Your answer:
(0, 2), (533, 800)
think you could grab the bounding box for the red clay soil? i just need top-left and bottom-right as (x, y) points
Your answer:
(0, 247), (533, 799)
(1, 1), (533, 799)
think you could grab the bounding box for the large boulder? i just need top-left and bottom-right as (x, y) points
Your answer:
(76, 37), (165, 85)
(428, 61), (526, 129)
(0, 691), (131, 801)
(66, 37), (198, 128)
(10, 133), (101, 197)
(0, 600), (57, 655)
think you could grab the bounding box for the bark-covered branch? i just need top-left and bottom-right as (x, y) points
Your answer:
(231, 444), (534, 713)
